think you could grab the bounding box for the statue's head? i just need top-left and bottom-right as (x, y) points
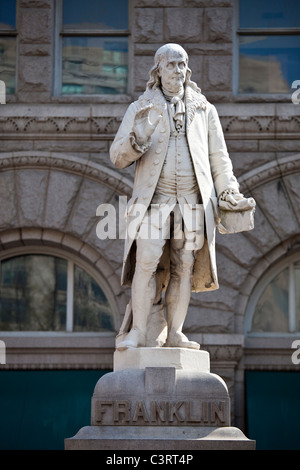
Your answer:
(147, 43), (200, 93)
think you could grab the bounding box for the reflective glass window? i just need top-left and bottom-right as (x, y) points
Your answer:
(62, 36), (128, 94)
(60, 0), (129, 95)
(63, 0), (128, 30)
(0, 37), (16, 94)
(238, 0), (300, 94)
(73, 265), (114, 331)
(0, 0), (16, 95)
(251, 268), (289, 333)
(248, 257), (300, 334)
(239, 35), (300, 93)
(0, 0), (16, 29)
(0, 255), (115, 332)
(0, 255), (67, 331)
(240, 0), (300, 29)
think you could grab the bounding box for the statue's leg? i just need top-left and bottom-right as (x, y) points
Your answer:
(165, 237), (200, 349)
(117, 237), (165, 350)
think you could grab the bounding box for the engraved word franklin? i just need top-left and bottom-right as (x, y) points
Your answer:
(94, 399), (227, 426)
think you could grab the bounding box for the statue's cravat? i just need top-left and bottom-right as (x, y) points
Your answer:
(162, 87), (185, 131)
(170, 96), (185, 130)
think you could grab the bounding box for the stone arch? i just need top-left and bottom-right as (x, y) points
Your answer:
(0, 151), (133, 325)
(217, 152), (300, 334)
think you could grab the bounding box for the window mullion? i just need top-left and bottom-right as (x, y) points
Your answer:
(237, 28), (300, 35)
(66, 260), (74, 332)
(61, 29), (129, 36)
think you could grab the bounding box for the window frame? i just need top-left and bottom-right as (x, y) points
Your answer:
(245, 252), (300, 337)
(0, 245), (119, 336)
(234, 0), (300, 97)
(0, 0), (18, 96)
(53, 0), (132, 97)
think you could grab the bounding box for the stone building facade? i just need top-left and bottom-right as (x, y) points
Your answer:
(0, 0), (300, 447)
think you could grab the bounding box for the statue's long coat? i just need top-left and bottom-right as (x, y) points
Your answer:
(110, 85), (239, 292)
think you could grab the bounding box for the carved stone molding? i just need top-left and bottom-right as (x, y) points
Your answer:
(222, 115), (300, 138)
(0, 151), (133, 197)
(0, 115), (123, 140)
(204, 344), (243, 366)
(0, 114), (299, 140)
(239, 153), (300, 192)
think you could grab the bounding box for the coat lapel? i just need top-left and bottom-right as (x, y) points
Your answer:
(185, 86), (207, 129)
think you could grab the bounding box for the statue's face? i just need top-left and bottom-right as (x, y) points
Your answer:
(158, 49), (187, 93)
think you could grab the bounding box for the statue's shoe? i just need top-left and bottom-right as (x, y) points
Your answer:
(165, 331), (200, 350)
(116, 328), (146, 351)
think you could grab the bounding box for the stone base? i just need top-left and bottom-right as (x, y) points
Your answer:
(65, 425), (255, 450)
(65, 348), (255, 451)
(113, 347), (210, 372)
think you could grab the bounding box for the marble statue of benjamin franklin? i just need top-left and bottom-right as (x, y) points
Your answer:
(110, 43), (254, 351)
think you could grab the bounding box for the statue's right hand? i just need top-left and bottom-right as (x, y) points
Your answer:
(133, 104), (162, 147)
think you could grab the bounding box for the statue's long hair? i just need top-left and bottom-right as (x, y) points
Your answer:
(146, 44), (201, 93)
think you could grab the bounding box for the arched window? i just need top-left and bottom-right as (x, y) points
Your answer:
(0, 253), (116, 332)
(245, 253), (300, 335)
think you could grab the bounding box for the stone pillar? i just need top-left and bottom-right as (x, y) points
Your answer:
(65, 348), (255, 450)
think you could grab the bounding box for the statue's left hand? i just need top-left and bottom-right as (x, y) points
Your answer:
(219, 190), (256, 212)
(223, 192), (244, 207)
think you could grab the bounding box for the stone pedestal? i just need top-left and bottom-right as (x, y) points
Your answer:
(65, 348), (255, 450)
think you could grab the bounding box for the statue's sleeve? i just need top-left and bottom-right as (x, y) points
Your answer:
(207, 104), (239, 197)
(110, 102), (150, 169)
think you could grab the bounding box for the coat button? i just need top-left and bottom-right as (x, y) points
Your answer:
(155, 148), (162, 154)
(159, 137), (164, 143)
(150, 170), (156, 176)
(154, 158), (160, 164)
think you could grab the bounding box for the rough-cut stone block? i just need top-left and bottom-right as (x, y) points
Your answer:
(18, 56), (51, 92)
(184, 306), (234, 333)
(16, 169), (48, 227)
(43, 171), (82, 230)
(283, 173), (300, 226)
(204, 8), (233, 43)
(187, 55), (203, 87)
(0, 171), (17, 230)
(241, 204), (281, 253)
(204, 56), (232, 91)
(165, 8), (203, 42)
(216, 230), (262, 268)
(19, 8), (52, 44)
(135, 8), (163, 42)
(251, 178), (299, 240)
(134, 56), (155, 91)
